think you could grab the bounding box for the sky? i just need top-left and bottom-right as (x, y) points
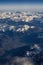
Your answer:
(0, 0), (43, 4)
(0, 0), (43, 10)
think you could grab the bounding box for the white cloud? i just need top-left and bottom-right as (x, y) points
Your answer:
(9, 26), (15, 31)
(0, 10), (41, 22)
(17, 25), (30, 32)
(30, 44), (41, 52)
(31, 26), (35, 29)
(11, 57), (34, 65)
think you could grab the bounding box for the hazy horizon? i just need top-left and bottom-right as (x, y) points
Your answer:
(0, 0), (42, 10)
(0, 4), (43, 11)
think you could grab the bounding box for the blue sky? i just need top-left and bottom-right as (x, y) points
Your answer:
(0, 0), (43, 4)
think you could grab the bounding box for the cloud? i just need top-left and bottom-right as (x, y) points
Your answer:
(17, 25), (30, 32)
(0, 10), (42, 33)
(9, 26), (15, 31)
(0, 10), (41, 22)
(10, 57), (34, 65)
